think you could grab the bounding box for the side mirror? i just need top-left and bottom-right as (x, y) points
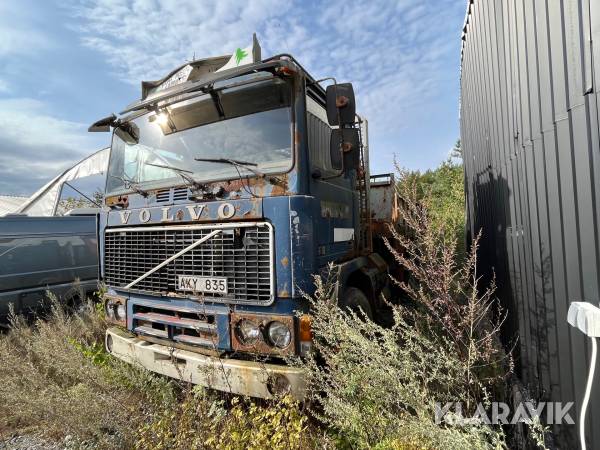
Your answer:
(88, 114), (117, 132)
(330, 128), (360, 171)
(326, 83), (356, 126)
(89, 113), (139, 144)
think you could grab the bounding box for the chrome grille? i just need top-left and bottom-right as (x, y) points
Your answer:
(104, 223), (273, 304)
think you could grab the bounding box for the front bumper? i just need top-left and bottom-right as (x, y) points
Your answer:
(105, 327), (305, 399)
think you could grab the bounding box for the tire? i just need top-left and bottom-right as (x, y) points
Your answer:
(339, 287), (373, 320)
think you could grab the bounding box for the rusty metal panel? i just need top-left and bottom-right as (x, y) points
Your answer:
(369, 173), (399, 226)
(461, 0), (600, 447)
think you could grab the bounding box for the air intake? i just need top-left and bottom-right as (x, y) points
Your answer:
(156, 189), (171, 203)
(173, 187), (189, 201)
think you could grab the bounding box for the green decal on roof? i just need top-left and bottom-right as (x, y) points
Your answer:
(235, 48), (248, 66)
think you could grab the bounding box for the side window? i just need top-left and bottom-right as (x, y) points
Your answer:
(307, 96), (335, 174)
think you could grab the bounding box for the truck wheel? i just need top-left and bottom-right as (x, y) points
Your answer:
(339, 287), (373, 320)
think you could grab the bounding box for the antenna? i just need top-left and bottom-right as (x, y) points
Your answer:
(275, 22), (292, 55)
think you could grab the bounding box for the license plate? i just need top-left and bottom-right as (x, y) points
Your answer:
(177, 276), (228, 294)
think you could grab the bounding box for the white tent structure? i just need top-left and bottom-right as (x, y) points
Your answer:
(0, 196), (28, 216)
(15, 148), (110, 217)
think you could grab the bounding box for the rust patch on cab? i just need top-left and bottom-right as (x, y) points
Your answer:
(269, 174), (290, 196)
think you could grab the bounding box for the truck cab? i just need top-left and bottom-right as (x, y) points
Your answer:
(96, 53), (396, 398)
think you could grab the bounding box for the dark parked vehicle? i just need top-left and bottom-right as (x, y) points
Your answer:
(0, 215), (99, 320)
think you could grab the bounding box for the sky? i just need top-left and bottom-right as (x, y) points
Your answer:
(0, 0), (466, 196)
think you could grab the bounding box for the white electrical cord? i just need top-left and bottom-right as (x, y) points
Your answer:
(580, 337), (597, 450)
(566, 302), (600, 449)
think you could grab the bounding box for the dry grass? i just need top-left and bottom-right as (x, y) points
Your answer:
(0, 301), (323, 449)
(0, 301), (166, 448)
(0, 293), (507, 450)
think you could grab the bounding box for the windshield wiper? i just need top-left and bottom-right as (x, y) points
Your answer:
(194, 158), (265, 178)
(109, 175), (149, 198)
(145, 162), (205, 190)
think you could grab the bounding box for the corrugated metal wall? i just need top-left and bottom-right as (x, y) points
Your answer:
(461, 0), (600, 447)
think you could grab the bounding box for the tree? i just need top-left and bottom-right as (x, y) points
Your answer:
(450, 139), (462, 159)
(56, 189), (104, 215)
(396, 139), (465, 256)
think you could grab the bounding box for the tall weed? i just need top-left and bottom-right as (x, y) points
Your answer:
(299, 169), (510, 449)
(301, 273), (506, 450)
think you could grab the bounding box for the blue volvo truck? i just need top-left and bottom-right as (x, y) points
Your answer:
(91, 52), (400, 398)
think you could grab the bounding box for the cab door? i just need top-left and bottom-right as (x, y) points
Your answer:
(305, 94), (357, 266)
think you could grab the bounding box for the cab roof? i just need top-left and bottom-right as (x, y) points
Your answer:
(122, 54), (325, 115)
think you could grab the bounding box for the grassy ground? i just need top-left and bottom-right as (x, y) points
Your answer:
(0, 298), (509, 450)
(0, 302), (326, 450)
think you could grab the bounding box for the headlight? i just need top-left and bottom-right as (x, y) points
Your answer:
(235, 319), (261, 345)
(103, 295), (126, 325)
(115, 303), (126, 321)
(105, 300), (115, 319)
(267, 321), (292, 348)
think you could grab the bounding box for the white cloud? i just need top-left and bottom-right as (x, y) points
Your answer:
(68, 0), (292, 84)
(0, 2), (55, 57)
(66, 0), (464, 171)
(0, 99), (85, 150)
(0, 98), (105, 195)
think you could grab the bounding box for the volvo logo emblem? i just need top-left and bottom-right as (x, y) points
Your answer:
(118, 210), (131, 224)
(118, 202), (237, 224)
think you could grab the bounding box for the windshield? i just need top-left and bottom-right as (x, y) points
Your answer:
(106, 75), (293, 194)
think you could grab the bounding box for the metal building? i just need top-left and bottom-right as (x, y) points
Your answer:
(461, 0), (600, 447)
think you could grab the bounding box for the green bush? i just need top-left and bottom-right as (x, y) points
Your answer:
(397, 157), (465, 256)
(136, 390), (317, 450)
(298, 160), (510, 449)
(301, 272), (506, 450)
